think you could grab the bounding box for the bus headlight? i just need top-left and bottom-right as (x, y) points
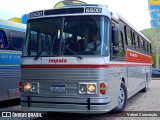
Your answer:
(24, 82), (39, 92)
(24, 83), (31, 91)
(79, 84), (87, 93)
(79, 83), (96, 94)
(87, 84), (96, 93)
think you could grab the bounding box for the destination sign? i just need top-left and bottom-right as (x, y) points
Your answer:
(85, 7), (102, 13)
(30, 11), (44, 18)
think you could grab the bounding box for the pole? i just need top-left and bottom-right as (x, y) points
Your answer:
(155, 7), (159, 69)
(155, 27), (159, 68)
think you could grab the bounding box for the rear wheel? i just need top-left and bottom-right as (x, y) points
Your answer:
(112, 82), (127, 113)
(141, 74), (148, 92)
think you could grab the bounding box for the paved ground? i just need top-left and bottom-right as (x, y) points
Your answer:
(114, 79), (160, 120)
(125, 79), (160, 111)
(0, 79), (160, 120)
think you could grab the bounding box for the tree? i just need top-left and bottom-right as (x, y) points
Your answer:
(140, 28), (160, 67)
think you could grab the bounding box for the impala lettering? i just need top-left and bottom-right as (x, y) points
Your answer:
(130, 53), (137, 57)
(49, 58), (67, 63)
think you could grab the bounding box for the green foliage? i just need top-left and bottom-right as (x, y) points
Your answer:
(140, 28), (157, 46)
(152, 53), (156, 67)
(140, 28), (160, 67)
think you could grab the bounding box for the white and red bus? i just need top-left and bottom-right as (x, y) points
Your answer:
(20, 1), (152, 113)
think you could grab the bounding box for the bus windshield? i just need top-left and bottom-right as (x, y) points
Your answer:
(23, 16), (110, 57)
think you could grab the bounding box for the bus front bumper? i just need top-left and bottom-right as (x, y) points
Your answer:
(20, 96), (111, 113)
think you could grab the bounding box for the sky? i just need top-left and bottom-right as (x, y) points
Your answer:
(0, 0), (151, 30)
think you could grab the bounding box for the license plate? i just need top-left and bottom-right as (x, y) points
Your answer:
(50, 85), (66, 92)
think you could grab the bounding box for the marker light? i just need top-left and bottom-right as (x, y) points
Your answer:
(24, 83), (31, 91)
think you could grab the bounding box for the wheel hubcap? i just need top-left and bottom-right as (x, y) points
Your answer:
(118, 86), (125, 107)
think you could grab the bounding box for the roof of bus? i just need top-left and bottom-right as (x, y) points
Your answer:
(0, 19), (26, 32)
(58, 4), (99, 8)
(111, 12), (151, 43)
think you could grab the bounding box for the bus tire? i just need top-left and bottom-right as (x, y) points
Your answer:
(141, 75), (148, 92)
(112, 82), (127, 113)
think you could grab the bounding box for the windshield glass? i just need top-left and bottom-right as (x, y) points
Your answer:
(22, 16), (110, 57)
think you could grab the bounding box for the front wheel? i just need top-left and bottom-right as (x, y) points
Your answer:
(112, 82), (127, 113)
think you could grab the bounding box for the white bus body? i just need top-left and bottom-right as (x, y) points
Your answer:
(20, 3), (152, 113)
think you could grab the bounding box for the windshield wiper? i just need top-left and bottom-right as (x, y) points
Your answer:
(34, 32), (57, 60)
(63, 44), (83, 59)
(34, 44), (50, 60)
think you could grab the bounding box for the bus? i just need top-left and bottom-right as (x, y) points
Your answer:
(0, 19), (26, 101)
(20, 2), (152, 113)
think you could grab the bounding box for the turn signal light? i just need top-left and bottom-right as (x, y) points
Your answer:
(100, 83), (106, 95)
(19, 82), (22, 86)
(19, 88), (23, 92)
(19, 82), (23, 92)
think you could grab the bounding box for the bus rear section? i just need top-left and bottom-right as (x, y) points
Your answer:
(20, 3), (151, 113)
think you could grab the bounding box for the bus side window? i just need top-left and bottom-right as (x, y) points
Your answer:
(143, 40), (146, 52)
(12, 37), (24, 51)
(137, 34), (140, 48)
(150, 44), (152, 55)
(139, 37), (143, 50)
(133, 32), (139, 49)
(146, 42), (149, 54)
(117, 31), (125, 57)
(0, 30), (7, 49)
(125, 26), (132, 47)
(10, 31), (24, 51)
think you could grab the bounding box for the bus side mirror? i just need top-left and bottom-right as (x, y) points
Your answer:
(112, 28), (119, 46)
(112, 28), (119, 55)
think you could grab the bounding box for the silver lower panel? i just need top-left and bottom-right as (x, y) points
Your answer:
(21, 96), (111, 113)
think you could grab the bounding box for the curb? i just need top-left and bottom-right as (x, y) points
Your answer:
(152, 78), (160, 80)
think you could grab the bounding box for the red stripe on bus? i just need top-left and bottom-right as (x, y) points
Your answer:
(126, 50), (152, 64)
(21, 63), (152, 68)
